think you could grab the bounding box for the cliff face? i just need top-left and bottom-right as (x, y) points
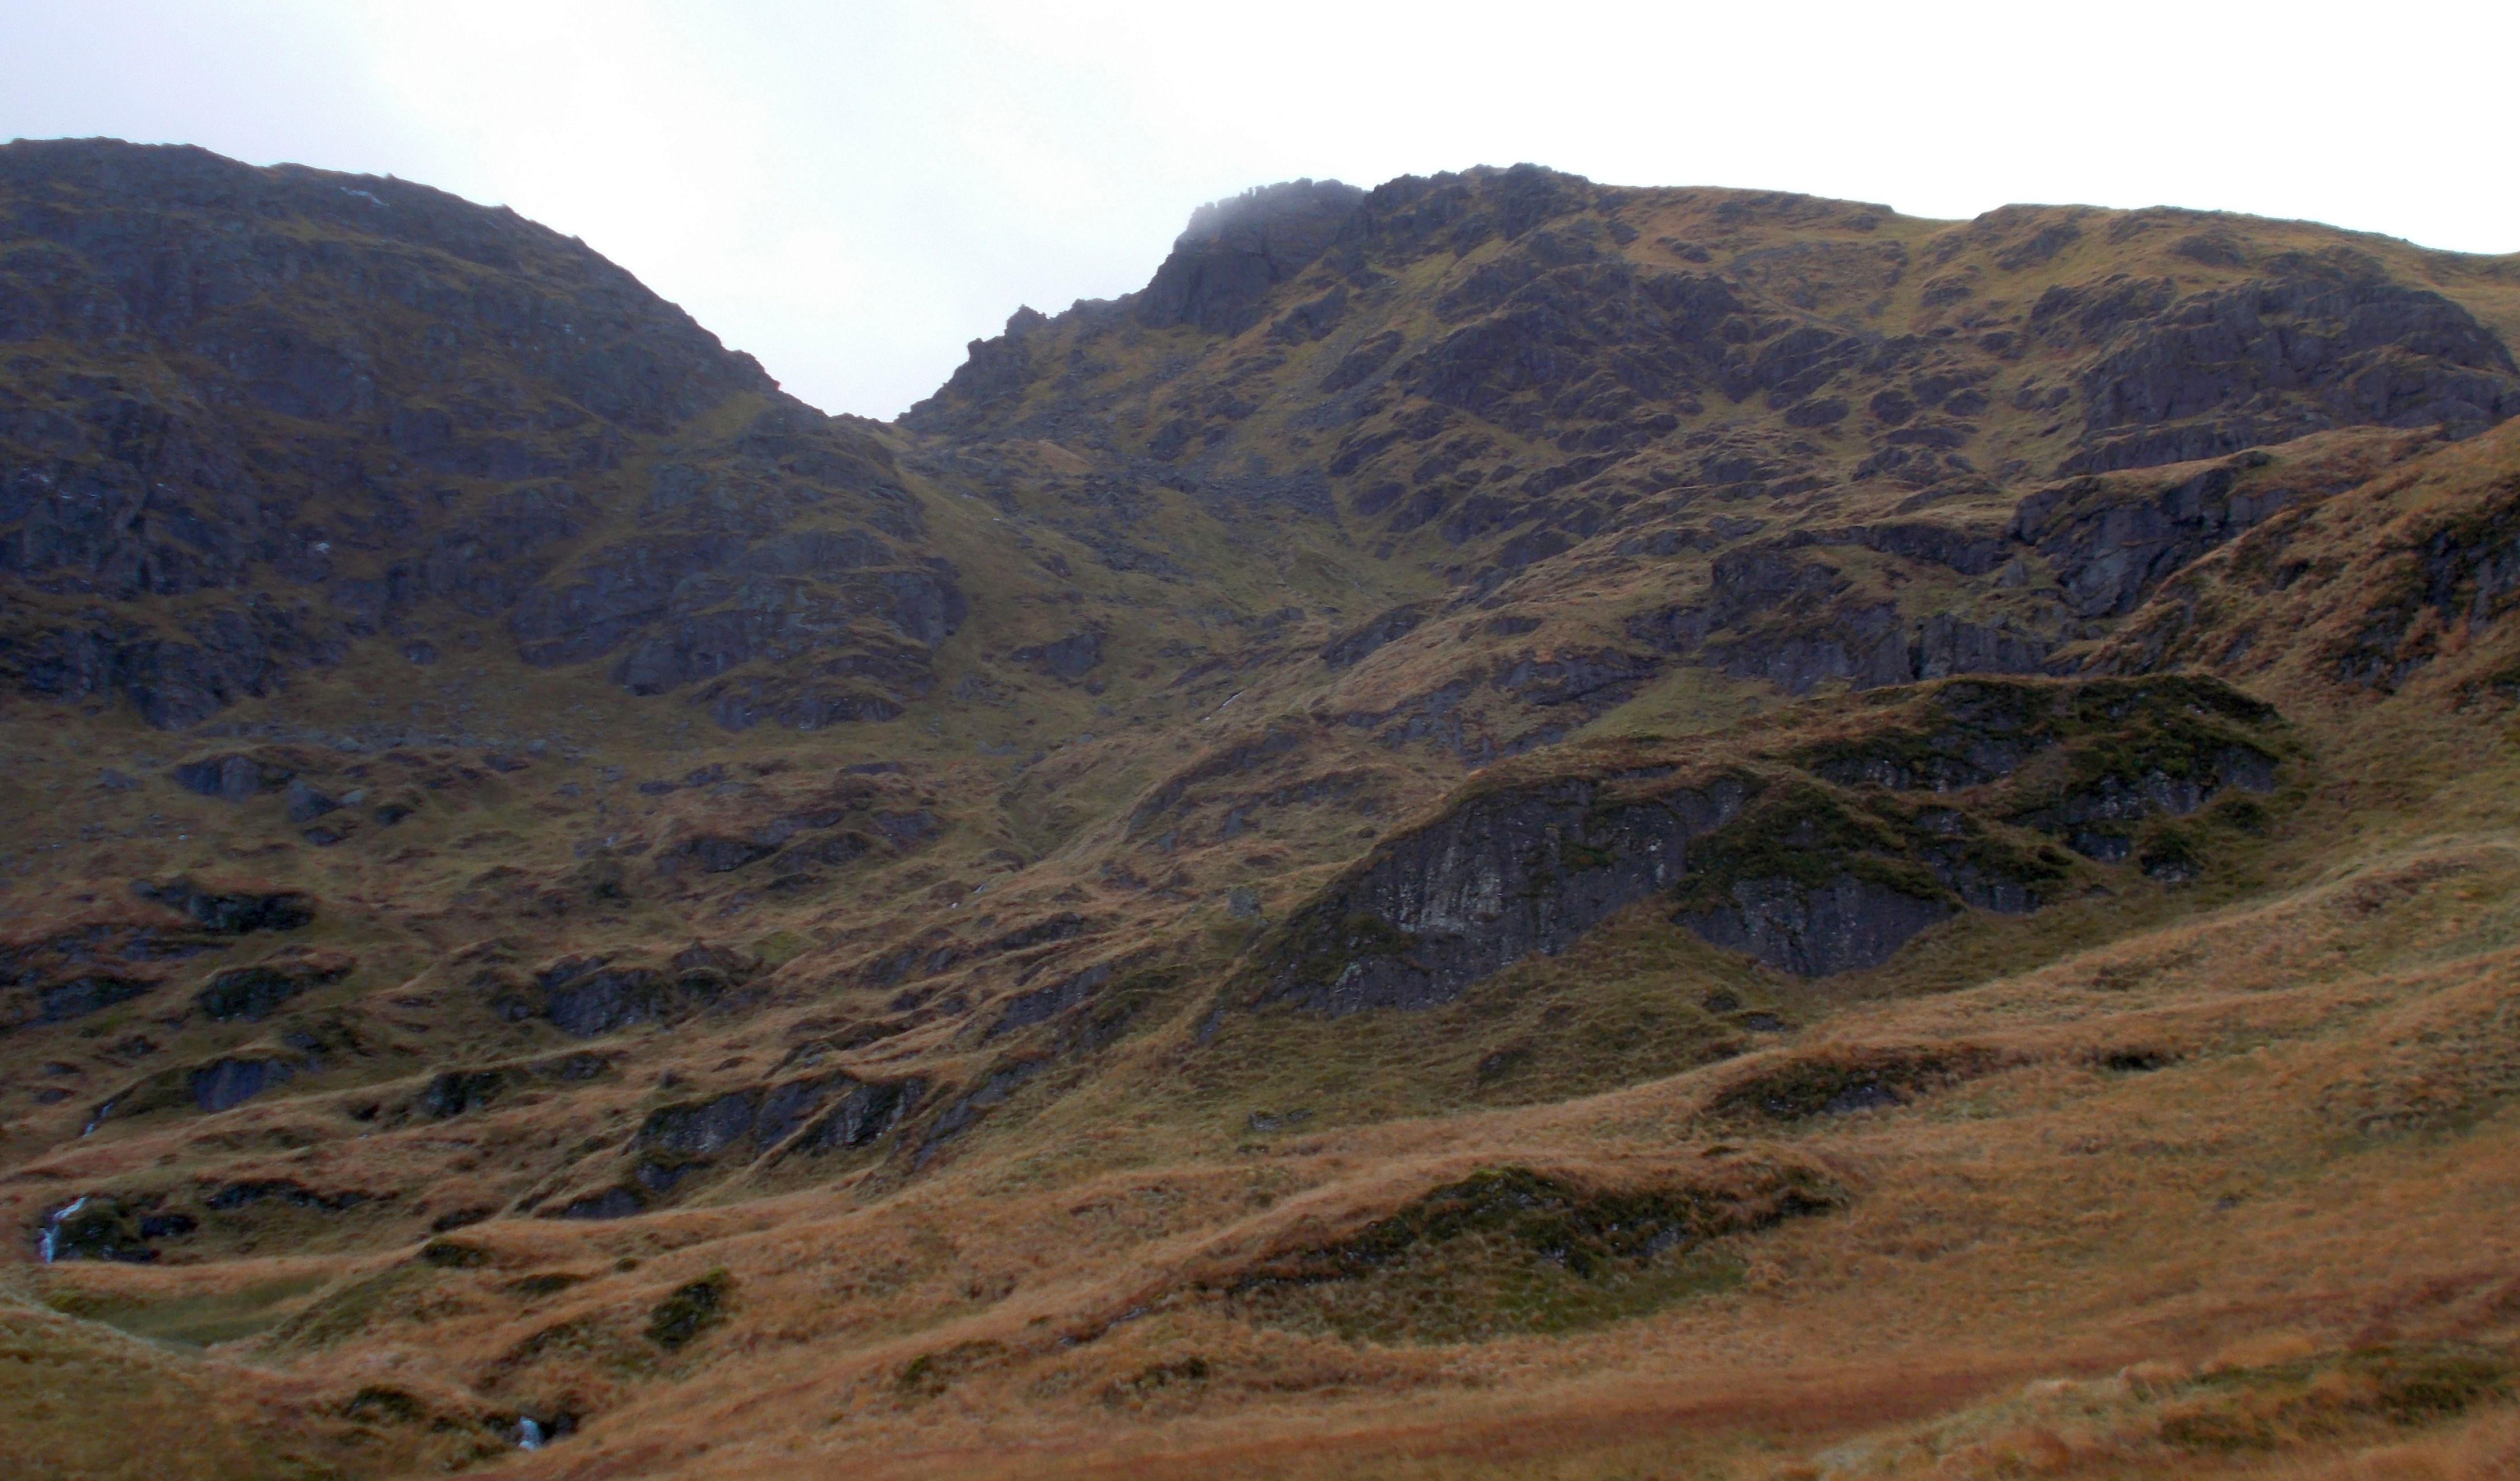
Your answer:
(896, 164), (2519, 782)
(912, 167), (2517, 500)
(1247, 674), (2288, 1012)
(0, 139), (959, 732)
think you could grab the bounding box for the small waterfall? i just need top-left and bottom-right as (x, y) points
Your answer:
(81, 1098), (117, 1137)
(40, 1197), (89, 1263)
(517, 1417), (544, 1450)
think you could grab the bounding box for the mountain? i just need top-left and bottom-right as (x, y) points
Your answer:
(6, 139), (2520, 1480)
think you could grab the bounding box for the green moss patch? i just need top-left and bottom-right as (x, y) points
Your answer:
(1707, 1046), (2005, 1122)
(893, 1338), (1009, 1400)
(1224, 1162), (1839, 1343)
(645, 1268), (733, 1350)
(2164, 1343), (2513, 1452)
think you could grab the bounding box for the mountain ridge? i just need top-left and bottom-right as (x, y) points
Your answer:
(5, 138), (2520, 1480)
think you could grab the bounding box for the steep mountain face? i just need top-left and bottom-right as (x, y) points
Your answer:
(906, 166), (2520, 769)
(914, 163), (2519, 497)
(0, 140), (960, 732)
(6, 142), (2520, 1481)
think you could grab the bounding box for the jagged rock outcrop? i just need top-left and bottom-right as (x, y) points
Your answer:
(0, 919), (218, 1031)
(2048, 254), (2520, 474)
(2332, 470), (2520, 691)
(193, 950), (354, 1020)
(1248, 676), (2289, 1006)
(629, 1070), (921, 1194)
(1254, 777), (1746, 1013)
(416, 1051), (608, 1120)
(1136, 179), (1366, 335)
(908, 169), (2516, 680)
(188, 1053), (304, 1113)
(132, 878), (313, 934)
(1626, 541), (2054, 696)
(1011, 630), (1102, 681)
(0, 139), (960, 731)
(525, 944), (761, 1039)
(1319, 602), (1435, 668)
(2013, 451), (2293, 618)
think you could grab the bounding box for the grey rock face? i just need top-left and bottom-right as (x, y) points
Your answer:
(2019, 742), (2280, 859)
(1259, 676), (2286, 1002)
(1, 923), (203, 1029)
(1134, 179), (1367, 335)
(633, 1071), (899, 1190)
(1911, 614), (2054, 681)
(190, 1055), (296, 1113)
(554, 1187), (646, 1220)
(1625, 543), (2053, 696)
(1011, 630), (1102, 680)
(0, 140), (948, 732)
(420, 1070), (507, 1120)
(701, 676), (908, 732)
(641, 1092), (762, 1160)
(36, 974), (157, 1024)
(795, 1077), (919, 1153)
(172, 755), (288, 803)
(2047, 256), (2520, 474)
(654, 835), (778, 877)
(418, 1051), (608, 1120)
(536, 959), (660, 1038)
(75, 615), (323, 730)
(1259, 778), (1748, 1015)
(2328, 482), (2520, 691)
(194, 955), (351, 1020)
(915, 1061), (1043, 1164)
(1821, 520), (2012, 576)
(133, 879), (313, 934)
(540, 971), (643, 1037)
(0, 137), (769, 428)
(2013, 453), (2289, 619)
(1676, 874), (1953, 977)
(531, 946), (762, 1039)
(986, 962), (1113, 1042)
(283, 780), (341, 823)
(1490, 649), (1661, 713)
(513, 531), (963, 700)
(1318, 601), (1433, 669)
(1395, 252), (1761, 440)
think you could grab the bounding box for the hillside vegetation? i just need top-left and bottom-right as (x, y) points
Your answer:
(6, 139), (2520, 1479)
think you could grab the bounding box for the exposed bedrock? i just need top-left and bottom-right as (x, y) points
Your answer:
(525, 944), (762, 1039)
(132, 878), (314, 935)
(194, 950), (354, 1020)
(2013, 452), (2292, 619)
(2049, 257), (2520, 475)
(1255, 777), (1748, 1014)
(1676, 875), (1954, 978)
(1251, 676), (2290, 1011)
(0, 141), (946, 731)
(1134, 179), (1369, 336)
(1626, 541), (2056, 695)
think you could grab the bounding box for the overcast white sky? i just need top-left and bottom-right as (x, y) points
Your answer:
(7, 1), (2515, 418)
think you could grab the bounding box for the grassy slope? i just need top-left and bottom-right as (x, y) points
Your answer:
(5, 171), (2520, 1478)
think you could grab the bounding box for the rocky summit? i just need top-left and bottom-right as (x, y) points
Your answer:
(7, 139), (2520, 1480)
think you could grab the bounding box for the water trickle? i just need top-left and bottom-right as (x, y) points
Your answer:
(517, 1417), (543, 1451)
(40, 1196), (89, 1263)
